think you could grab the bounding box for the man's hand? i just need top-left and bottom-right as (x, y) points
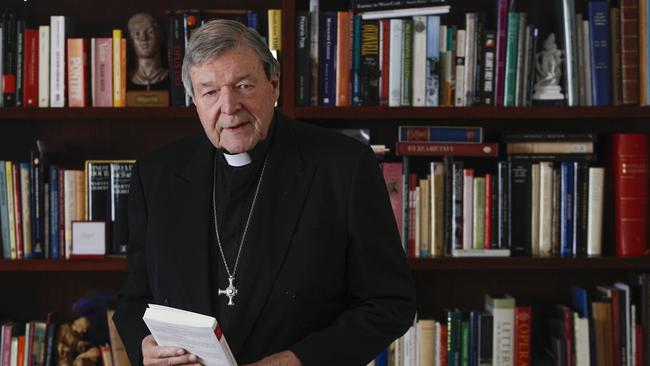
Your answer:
(242, 351), (303, 366)
(141, 334), (201, 366)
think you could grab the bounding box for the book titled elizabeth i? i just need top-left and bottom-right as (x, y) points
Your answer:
(142, 304), (238, 366)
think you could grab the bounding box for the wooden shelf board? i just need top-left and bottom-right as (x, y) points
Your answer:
(293, 106), (650, 120)
(408, 256), (650, 271)
(0, 259), (127, 272)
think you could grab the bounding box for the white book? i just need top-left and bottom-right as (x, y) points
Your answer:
(614, 282), (632, 366)
(573, 312), (591, 366)
(23, 323), (31, 366)
(455, 29), (466, 107)
(582, 20), (592, 106)
(38, 26), (50, 107)
(485, 294), (515, 366)
(462, 168), (474, 250)
(143, 304), (237, 366)
(50, 16), (67, 107)
(359, 5), (450, 20)
(412, 16), (427, 107)
(587, 167), (604, 256)
(530, 163), (540, 256)
(452, 248), (511, 257)
(389, 19), (403, 107)
(539, 162), (554, 257)
(463, 13), (477, 107)
(417, 320), (435, 366)
(10, 338), (17, 366)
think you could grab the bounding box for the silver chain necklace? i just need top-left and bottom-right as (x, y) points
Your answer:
(212, 151), (270, 306)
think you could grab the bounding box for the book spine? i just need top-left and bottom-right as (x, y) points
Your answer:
(388, 19), (403, 106)
(354, 15), (363, 106)
(49, 165), (59, 259)
(494, 0), (508, 107)
(588, 2), (612, 106)
(504, 12), (519, 107)
(539, 162), (553, 257)
(23, 29), (39, 107)
(587, 167), (604, 256)
(431, 162), (444, 256)
(112, 29), (124, 107)
(497, 161), (509, 249)
(309, 0), (319, 106)
(464, 13), (477, 107)
(514, 306), (532, 366)
(412, 16), (427, 107)
(509, 162), (531, 256)
(612, 134), (648, 256)
(335, 11), (351, 107)
(93, 38), (113, 107)
(67, 38), (87, 107)
(425, 16), (441, 106)
(16, 20), (24, 108)
(574, 162), (589, 256)
(58, 169), (65, 259)
(463, 169), (474, 250)
(473, 176), (486, 249)
(530, 163), (540, 257)
(169, 13), (186, 107)
(49, 16), (66, 107)
(13, 163), (23, 259)
(267, 9), (282, 52)
(38, 26), (49, 107)
(5, 162), (16, 259)
(526, 27), (539, 106)
(397, 142), (498, 157)
(560, 161), (574, 257)
(2, 13), (17, 107)
(0, 163), (9, 258)
(621, 0), (640, 105)
(454, 29), (466, 107)
(19, 163), (32, 259)
(295, 12), (311, 106)
(481, 31), (496, 105)
(319, 12), (336, 106)
(610, 7), (623, 106)
(360, 19), (380, 106)
(419, 177), (430, 257)
(452, 162), (464, 251)
(506, 141), (594, 154)
(400, 18), (413, 106)
(380, 19), (391, 106)
(557, 0), (579, 106)
(583, 20), (593, 106)
(398, 126), (482, 143)
(484, 173), (492, 249)
(29, 151), (43, 259)
(514, 14), (527, 107)
(110, 163), (134, 254)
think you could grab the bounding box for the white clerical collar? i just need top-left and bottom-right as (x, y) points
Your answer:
(223, 151), (252, 167)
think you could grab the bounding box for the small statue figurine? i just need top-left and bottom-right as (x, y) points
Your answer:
(533, 33), (565, 101)
(56, 316), (101, 366)
(127, 13), (169, 90)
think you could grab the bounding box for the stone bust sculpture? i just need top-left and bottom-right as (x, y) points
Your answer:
(128, 13), (169, 88)
(535, 33), (563, 87)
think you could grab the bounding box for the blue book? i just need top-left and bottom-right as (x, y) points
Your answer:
(398, 126), (483, 143)
(0, 162), (10, 259)
(560, 162), (574, 257)
(351, 15), (362, 106)
(426, 16), (441, 106)
(469, 311), (480, 366)
(374, 349), (388, 366)
(588, 1), (612, 105)
(49, 165), (59, 259)
(246, 12), (257, 31)
(318, 12), (337, 106)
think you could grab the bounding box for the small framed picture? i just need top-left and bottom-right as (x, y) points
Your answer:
(71, 221), (107, 259)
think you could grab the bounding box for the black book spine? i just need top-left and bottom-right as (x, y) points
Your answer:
(110, 163), (134, 254)
(509, 161), (532, 256)
(2, 12), (17, 107)
(443, 156), (453, 255)
(497, 161), (509, 249)
(295, 12), (311, 106)
(168, 13), (185, 107)
(472, 13), (485, 106)
(480, 31), (496, 105)
(490, 170), (499, 249)
(574, 162), (589, 256)
(478, 313), (493, 366)
(15, 19), (24, 107)
(360, 19), (380, 106)
(318, 12), (336, 106)
(29, 149), (44, 258)
(526, 26), (539, 106)
(88, 163), (110, 222)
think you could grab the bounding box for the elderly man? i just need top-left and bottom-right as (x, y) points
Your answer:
(113, 19), (415, 366)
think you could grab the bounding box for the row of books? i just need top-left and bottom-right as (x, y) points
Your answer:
(296, 0), (650, 107)
(0, 9), (283, 108)
(1, 309), (130, 366)
(0, 156), (134, 260)
(367, 276), (650, 366)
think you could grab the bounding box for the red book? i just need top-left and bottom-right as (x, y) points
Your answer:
(17, 336), (25, 366)
(382, 162), (403, 239)
(91, 38), (113, 107)
(485, 173), (492, 249)
(12, 163), (23, 260)
(635, 324), (643, 366)
(612, 134), (648, 256)
(440, 324), (448, 366)
(396, 142), (499, 157)
(620, 0), (640, 105)
(23, 29), (39, 107)
(514, 306), (532, 366)
(379, 19), (390, 106)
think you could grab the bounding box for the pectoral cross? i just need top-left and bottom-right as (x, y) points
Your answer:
(218, 276), (238, 306)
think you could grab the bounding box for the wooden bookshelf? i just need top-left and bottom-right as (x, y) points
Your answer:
(0, 259), (126, 272)
(408, 255), (650, 270)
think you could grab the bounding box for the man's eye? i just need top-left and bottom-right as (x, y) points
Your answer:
(203, 91), (217, 97)
(236, 84), (252, 90)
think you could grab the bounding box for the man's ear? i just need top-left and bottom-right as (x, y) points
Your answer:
(271, 75), (281, 101)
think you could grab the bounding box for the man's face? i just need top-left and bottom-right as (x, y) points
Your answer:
(129, 17), (159, 58)
(191, 46), (279, 153)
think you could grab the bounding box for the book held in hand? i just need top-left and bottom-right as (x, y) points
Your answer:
(143, 304), (237, 366)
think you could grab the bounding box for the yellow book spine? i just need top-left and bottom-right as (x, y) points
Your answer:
(267, 9), (282, 51)
(112, 30), (123, 107)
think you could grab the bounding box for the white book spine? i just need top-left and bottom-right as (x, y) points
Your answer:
(462, 168), (474, 250)
(49, 16), (66, 107)
(412, 16), (427, 107)
(530, 163), (540, 256)
(455, 29), (466, 107)
(574, 313), (591, 366)
(431, 163), (444, 257)
(463, 13), (476, 106)
(582, 20), (592, 106)
(587, 167), (604, 256)
(38, 26), (50, 107)
(560, 0), (578, 105)
(492, 306), (514, 366)
(539, 162), (554, 257)
(389, 19), (404, 107)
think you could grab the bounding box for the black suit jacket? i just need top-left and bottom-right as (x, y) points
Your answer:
(113, 114), (416, 365)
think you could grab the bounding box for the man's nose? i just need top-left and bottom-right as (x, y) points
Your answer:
(219, 88), (241, 115)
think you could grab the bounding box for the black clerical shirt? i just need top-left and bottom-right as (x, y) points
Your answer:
(210, 117), (276, 332)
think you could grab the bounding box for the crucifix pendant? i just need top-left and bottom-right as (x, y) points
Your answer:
(218, 276), (238, 306)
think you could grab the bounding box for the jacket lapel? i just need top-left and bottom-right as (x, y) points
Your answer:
(224, 115), (316, 352)
(168, 136), (214, 316)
